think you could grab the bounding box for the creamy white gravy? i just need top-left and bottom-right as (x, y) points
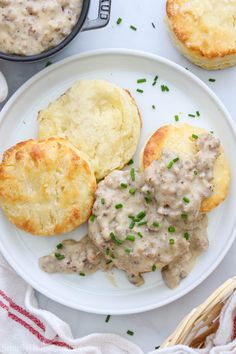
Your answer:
(0, 0), (83, 55)
(39, 134), (220, 289)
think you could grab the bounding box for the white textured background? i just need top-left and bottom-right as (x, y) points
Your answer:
(0, 0), (236, 352)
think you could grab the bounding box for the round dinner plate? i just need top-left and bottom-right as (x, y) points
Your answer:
(0, 49), (236, 315)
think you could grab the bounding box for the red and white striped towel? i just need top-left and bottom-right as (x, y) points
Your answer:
(1, 251), (236, 354)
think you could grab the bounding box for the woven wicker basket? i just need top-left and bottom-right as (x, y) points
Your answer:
(161, 277), (236, 349)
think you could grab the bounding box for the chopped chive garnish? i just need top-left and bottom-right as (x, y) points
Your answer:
(136, 211), (146, 220)
(194, 170), (198, 175)
(115, 203), (123, 209)
(130, 168), (135, 181)
(127, 330), (134, 336)
(137, 221), (147, 226)
(167, 161), (174, 169)
(79, 272), (85, 276)
(169, 238), (175, 245)
(136, 88), (143, 93)
(168, 226), (175, 233)
(151, 22), (156, 28)
(175, 115), (179, 122)
(128, 215), (135, 220)
(181, 213), (188, 220)
(152, 75), (158, 86)
(153, 222), (160, 227)
(105, 314), (111, 322)
(106, 248), (110, 255)
(152, 105), (156, 109)
(90, 214), (96, 222)
(152, 265), (157, 272)
(209, 78), (215, 82)
(129, 188), (136, 195)
(196, 111), (200, 117)
(155, 346), (160, 350)
(125, 247), (132, 253)
(184, 232), (190, 240)
(55, 253), (65, 260)
(130, 25), (137, 31)
(116, 17), (122, 25)
(191, 134), (198, 140)
(145, 196), (152, 204)
(137, 78), (146, 83)
(106, 260), (113, 265)
(120, 183), (128, 189)
(45, 61), (52, 67)
(183, 196), (190, 203)
(129, 221), (135, 229)
(137, 232), (143, 238)
(56, 243), (63, 249)
(126, 235), (135, 241)
(173, 157), (179, 163)
(188, 114), (195, 118)
(127, 159), (134, 165)
(161, 85), (169, 92)
(110, 232), (124, 245)
(101, 198), (106, 205)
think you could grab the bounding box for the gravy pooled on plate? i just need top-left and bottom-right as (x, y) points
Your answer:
(0, 0), (83, 55)
(40, 134), (220, 288)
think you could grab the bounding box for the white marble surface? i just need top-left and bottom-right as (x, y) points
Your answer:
(0, 0), (236, 352)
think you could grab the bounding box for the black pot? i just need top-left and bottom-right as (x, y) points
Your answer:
(0, 0), (111, 62)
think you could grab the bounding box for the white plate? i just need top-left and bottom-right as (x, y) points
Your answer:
(0, 49), (236, 315)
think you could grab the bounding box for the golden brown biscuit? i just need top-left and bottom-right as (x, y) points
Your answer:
(0, 138), (96, 236)
(37, 80), (142, 180)
(166, 0), (236, 70)
(141, 124), (230, 213)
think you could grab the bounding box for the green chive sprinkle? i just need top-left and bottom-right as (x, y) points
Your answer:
(152, 75), (158, 86)
(136, 211), (146, 220)
(137, 78), (146, 83)
(106, 260), (113, 265)
(191, 134), (198, 140)
(161, 85), (169, 92)
(105, 314), (111, 322)
(106, 248), (110, 255)
(55, 253), (65, 260)
(115, 203), (123, 209)
(188, 114), (195, 118)
(145, 196), (152, 204)
(168, 226), (175, 233)
(56, 243), (63, 249)
(120, 183), (128, 189)
(129, 221), (135, 229)
(155, 346), (160, 350)
(116, 17), (122, 25)
(90, 214), (96, 222)
(196, 111), (200, 117)
(101, 198), (106, 205)
(184, 232), (190, 240)
(167, 161), (174, 169)
(153, 222), (160, 227)
(152, 105), (156, 109)
(79, 272), (85, 276)
(110, 232), (123, 245)
(169, 238), (175, 245)
(137, 232), (143, 238)
(136, 88), (143, 93)
(194, 170), (198, 175)
(152, 264), (157, 272)
(181, 213), (188, 220)
(127, 159), (134, 165)
(130, 25), (137, 31)
(138, 221), (147, 226)
(173, 157), (179, 163)
(129, 188), (136, 195)
(175, 115), (179, 122)
(183, 196), (190, 203)
(127, 330), (134, 336)
(45, 61), (52, 67)
(152, 22), (156, 28)
(125, 247), (132, 253)
(126, 235), (135, 242)
(209, 78), (215, 82)
(130, 168), (135, 181)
